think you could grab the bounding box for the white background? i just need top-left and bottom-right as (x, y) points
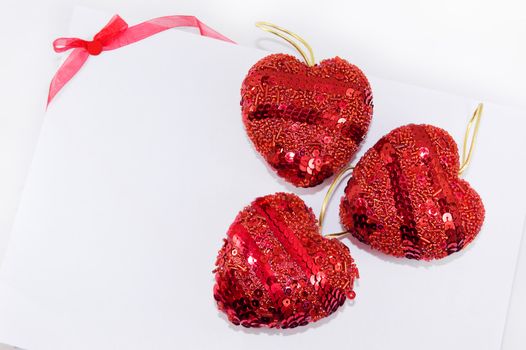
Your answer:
(0, 1), (525, 349)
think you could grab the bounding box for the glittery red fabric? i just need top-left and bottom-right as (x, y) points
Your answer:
(214, 193), (358, 328)
(340, 124), (485, 260)
(241, 54), (373, 188)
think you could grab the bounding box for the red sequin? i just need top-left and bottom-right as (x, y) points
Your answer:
(339, 124), (485, 260)
(241, 54), (373, 188)
(214, 193), (359, 328)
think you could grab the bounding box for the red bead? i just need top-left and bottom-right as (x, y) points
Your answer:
(241, 54), (373, 187)
(214, 193), (358, 328)
(340, 124), (485, 260)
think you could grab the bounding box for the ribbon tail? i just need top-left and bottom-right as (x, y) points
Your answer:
(47, 48), (89, 106)
(155, 15), (235, 43)
(188, 17), (235, 43)
(104, 15), (235, 50)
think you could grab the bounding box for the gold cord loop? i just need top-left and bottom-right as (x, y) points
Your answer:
(255, 21), (315, 66)
(458, 103), (483, 176)
(323, 230), (351, 239)
(319, 166), (354, 238)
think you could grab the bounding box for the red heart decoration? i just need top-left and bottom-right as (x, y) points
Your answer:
(241, 54), (373, 187)
(340, 124), (485, 260)
(214, 193), (358, 328)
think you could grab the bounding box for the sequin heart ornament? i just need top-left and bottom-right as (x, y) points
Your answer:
(241, 22), (373, 188)
(213, 193), (358, 328)
(338, 104), (485, 260)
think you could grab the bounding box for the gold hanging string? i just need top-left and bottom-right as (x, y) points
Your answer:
(255, 21), (315, 66)
(324, 229), (351, 239)
(318, 166), (354, 238)
(458, 103), (483, 176)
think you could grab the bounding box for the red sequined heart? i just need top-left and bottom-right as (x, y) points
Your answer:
(241, 54), (373, 187)
(340, 124), (485, 260)
(214, 193), (358, 328)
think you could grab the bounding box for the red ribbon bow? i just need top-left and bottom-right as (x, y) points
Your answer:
(48, 14), (234, 106)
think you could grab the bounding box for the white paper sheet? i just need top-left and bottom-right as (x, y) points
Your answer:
(0, 7), (525, 350)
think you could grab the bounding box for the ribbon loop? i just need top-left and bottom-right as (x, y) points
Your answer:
(93, 15), (128, 44)
(53, 37), (87, 52)
(52, 15), (128, 55)
(47, 14), (234, 106)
